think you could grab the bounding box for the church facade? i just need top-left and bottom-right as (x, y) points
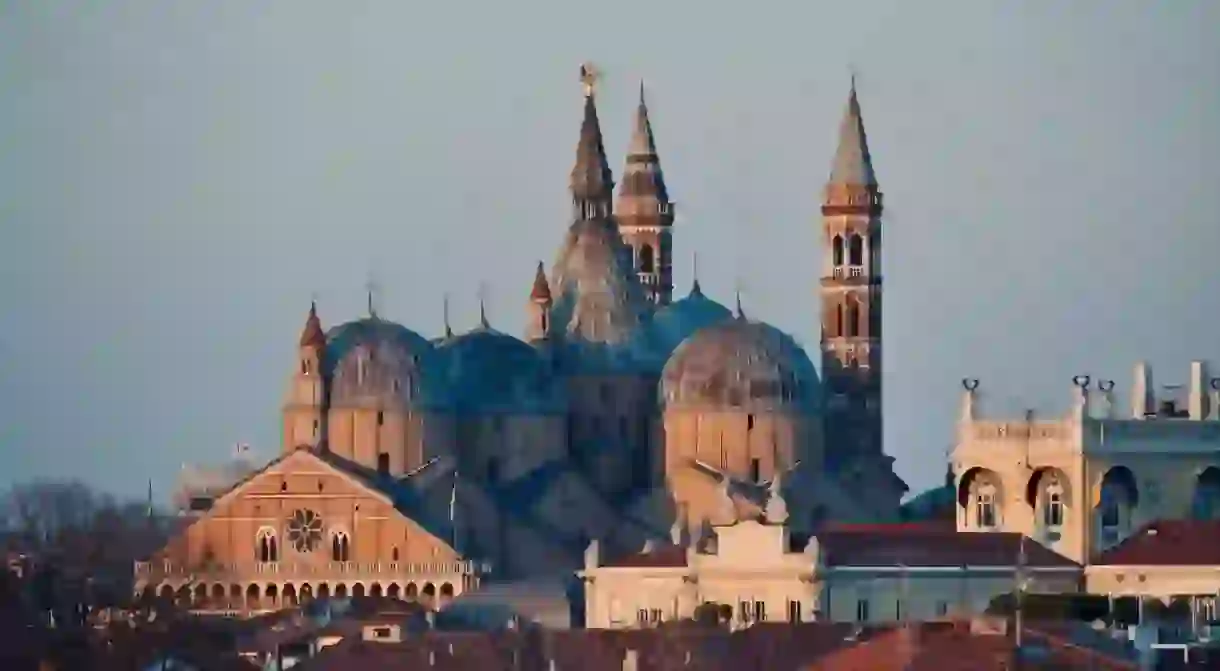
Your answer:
(136, 67), (908, 613)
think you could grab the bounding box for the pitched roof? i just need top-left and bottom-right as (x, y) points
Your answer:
(1092, 520), (1220, 566)
(827, 83), (877, 187)
(299, 301), (326, 348)
(602, 543), (688, 568)
(818, 528), (1079, 569)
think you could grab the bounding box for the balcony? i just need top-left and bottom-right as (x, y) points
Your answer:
(134, 559), (491, 583)
(823, 267), (879, 286)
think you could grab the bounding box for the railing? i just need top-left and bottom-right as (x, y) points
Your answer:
(831, 266), (867, 280)
(134, 559), (491, 581)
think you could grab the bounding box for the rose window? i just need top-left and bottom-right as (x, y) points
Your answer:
(286, 509), (324, 553)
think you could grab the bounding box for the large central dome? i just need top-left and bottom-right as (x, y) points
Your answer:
(661, 317), (820, 412)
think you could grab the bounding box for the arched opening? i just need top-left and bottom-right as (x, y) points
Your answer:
(440, 583), (455, 601)
(845, 298), (860, 338)
(1096, 466), (1139, 548)
(957, 467), (1003, 530)
(211, 584), (225, 606)
(229, 584), (242, 602)
(1192, 467), (1220, 520)
(639, 244), (655, 273)
(257, 528), (278, 563)
(334, 583), (348, 599)
(317, 583), (331, 600)
(300, 583), (313, 602)
(834, 303), (844, 337)
(422, 583), (437, 608)
(387, 583), (401, 600)
(353, 583), (366, 598)
(331, 531), (350, 562)
(370, 583), (383, 598)
(405, 583), (419, 601)
(265, 584), (278, 606)
(848, 234), (864, 266)
(1025, 467), (1070, 540)
(283, 584), (298, 607)
(246, 584), (260, 609)
(832, 235), (844, 267)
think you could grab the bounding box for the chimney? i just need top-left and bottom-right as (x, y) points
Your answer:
(622, 649), (639, 671)
(1189, 361), (1210, 420)
(1132, 362), (1154, 419)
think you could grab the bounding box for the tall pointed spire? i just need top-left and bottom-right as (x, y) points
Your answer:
(570, 63), (614, 220)
(828, 79), (877, 188)
(530, 261), (552, 303)
(299, 300), (326, 348)
(616, 79), (676, 305)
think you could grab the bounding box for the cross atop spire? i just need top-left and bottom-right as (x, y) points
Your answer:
(570, 63), (614, 220)
(442, 293), (454, 339)
(365, 277), (381, 319)
(477, 282), (490, 329)
(690, 252), (702, 296)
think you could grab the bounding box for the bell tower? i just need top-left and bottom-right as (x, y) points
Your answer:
(820, 82), (884, 469)
(616, 82), (675, 306)
(283, 301), (328, 452)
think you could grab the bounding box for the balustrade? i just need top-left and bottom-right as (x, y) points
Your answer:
(134, 558), (490, 582)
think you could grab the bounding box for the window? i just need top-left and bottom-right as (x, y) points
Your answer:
(738, 601), (750, 624)
(935, 600), (949, 617)
(845, 299), (860, 337)
(639, 244), (655, 273)
(637, 609), (649, 625)
(848, 234), (864, 266)
(975, 491), (997, 528)
(746, 414), (755, 431)
(301, 359), (311, 375)
(855, 599), (870, 622)
(750, 458), (761, 484)
(787, 600), (802, 623)
(650, 608), (663, 624)
(372, 626), (392, 639)
(1043, 489), (1064, 527)
(377, 453), (390, 474)
(391, 546), (399, 562)
(331, 531), (350, 562)
(753, 601), (766, 622)
(895, 599), (905, 621)
(312, 419), (319, 436)
(257, 529), (279, 563)
(376, 411), (384, 426)
(280, 481), (288, 492)
(832, 235), (844, 266)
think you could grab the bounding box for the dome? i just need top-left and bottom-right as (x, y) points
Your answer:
(648, 283), (732, 362)
(660, 317), (820, 412)
(325, 317), (448, 410)
(437, 325), (564, 414)
(548, 218), (653, 372)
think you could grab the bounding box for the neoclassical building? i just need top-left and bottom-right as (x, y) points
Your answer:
(136, 66), (908, 613)
(953, 360), (1220, 564)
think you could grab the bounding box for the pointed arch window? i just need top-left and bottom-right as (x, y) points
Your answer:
(848, 234), (864, 266)
(1042, 480), (1065, 528)
(832, 235), (845, 266)
(257, 528), (279, 563)
(639, 244), (656, 273)
(331, 530), (351, 562)
(845, 298), (861, 338)
(834, 303), (844, 337)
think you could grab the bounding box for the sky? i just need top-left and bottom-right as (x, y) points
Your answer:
(1, 1), (1218, 502)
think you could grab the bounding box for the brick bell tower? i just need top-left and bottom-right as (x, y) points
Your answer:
(820, 81), (885, 471)
(615, 82), (675, 306)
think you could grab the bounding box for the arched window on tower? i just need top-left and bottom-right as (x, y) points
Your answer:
(848, 234), (864, 266)
(639, 244), (655, 273)
(845, 299), (861, 337)
(331, 531), (350, 562)
(834, 303), (844, 337)
(832, 235), (844, 267)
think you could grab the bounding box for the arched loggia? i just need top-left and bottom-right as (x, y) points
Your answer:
(957, 466), (1004, 530)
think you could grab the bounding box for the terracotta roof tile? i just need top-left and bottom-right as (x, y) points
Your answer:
(819, 529), (1079, 569)
(1093, 520), (1220, 566)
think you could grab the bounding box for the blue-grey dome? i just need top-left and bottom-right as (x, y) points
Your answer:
(325, 317), (449, 410)
(648, 283), (732, 362)
(660, 317), (821, 412)
(437, 325), (565, 414)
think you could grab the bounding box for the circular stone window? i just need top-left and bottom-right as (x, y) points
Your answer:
(287, 508), (324, 553)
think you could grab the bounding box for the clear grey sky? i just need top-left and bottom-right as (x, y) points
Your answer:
(2, 1), (1217, 501)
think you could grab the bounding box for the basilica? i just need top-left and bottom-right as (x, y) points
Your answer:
(136, 66), (908, 612)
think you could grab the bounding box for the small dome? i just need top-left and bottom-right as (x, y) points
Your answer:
(325, 317), (448, 409)
(660, 317), (820, 412)
(548, 218), (653, 372)
(437, 325), (564, 414)
(649, 284), (732, 362)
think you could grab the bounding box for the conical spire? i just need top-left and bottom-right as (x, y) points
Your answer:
(299, 300), (326, 348)
(615, 81), (673, 224)
(828, 79), (877, 188)
(570, 63), (614, 220)
(530, 261), (552, 303)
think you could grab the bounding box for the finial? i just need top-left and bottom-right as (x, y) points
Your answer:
(733, 282), (746, 320)
(477, 282), (490, 328)
(443, 293), (453, 339)
(848, 64), (858, 93)
(690, 252), (702, 295)
(364, 277), (380, 319)
(639, 79), (646, 106)
(580, 62), (600, 98)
